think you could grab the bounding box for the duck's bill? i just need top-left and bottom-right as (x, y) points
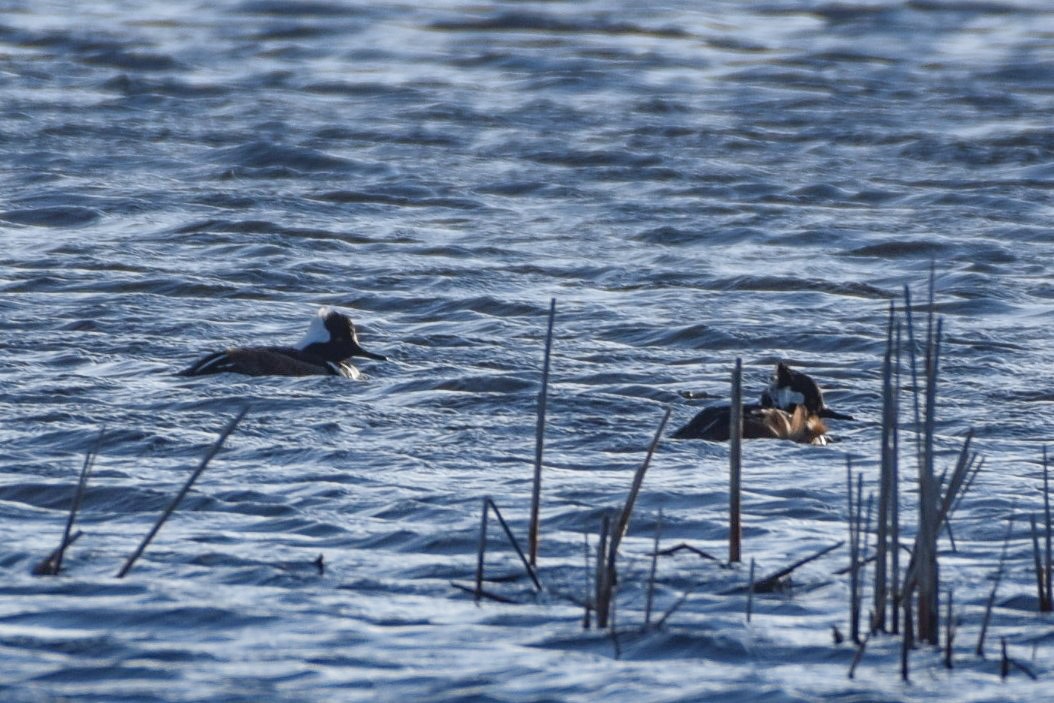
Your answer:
(353, 344), (388, 361)
(820, 407), (854, 421)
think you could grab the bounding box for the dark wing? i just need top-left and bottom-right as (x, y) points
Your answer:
(177, 347), (338, 377)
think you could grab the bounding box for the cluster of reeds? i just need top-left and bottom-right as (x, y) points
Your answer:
(843, 275), (1047, 681)
(468, 299), (847, 640)
(465, 287), (1046, 682)
(33, 407), (249, 578)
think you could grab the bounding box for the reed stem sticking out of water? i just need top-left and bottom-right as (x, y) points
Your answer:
(1029, 514), (1049, 612)
(891, 320), (902, 635)
(746, 557), (756, 623)
(644, 509), (662, 627)
(729, 357), (743, 564)
(848, 458), (861, 644)
(612, 408), (670, 549)
(977, 509), (1015, 658)
(1043, 447), (1052, 612)
(35, 427), (104, 576)
(595, 514), (613, 629)
(475, 496), (489, 603)
(475, 497), (543, 602)
(916, 310), (943, 645)
(117, 407), (247, 579)
(874, 302), (896, 632)
(599, 408), (669, 629)
(529, 297), (556, 568)
(944, 587), (955, 669)
(738, 540), (843, 595)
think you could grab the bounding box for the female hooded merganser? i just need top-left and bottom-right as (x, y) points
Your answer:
(671, 362), (851, 445)
(178, 306), (387, 379)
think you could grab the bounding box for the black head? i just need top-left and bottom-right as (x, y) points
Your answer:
(297, 307), (387, 362)
(762, 362), (852, 420)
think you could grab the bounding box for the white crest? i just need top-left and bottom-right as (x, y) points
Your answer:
(295, 306), (334, 349)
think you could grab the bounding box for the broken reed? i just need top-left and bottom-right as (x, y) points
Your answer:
(528, 297), (556, 567)
(117, 406), (248, 578)
(595, 408), (670, 629)
(34, 427), (104, 576)
(474, 497), (542, 602)
(729, 357), (743, 564)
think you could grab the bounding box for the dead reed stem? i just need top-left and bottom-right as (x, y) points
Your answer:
(583, 530), (592, 629)
(655, 586), (695, 629)
(875, 302), (895, 632)
(529, 297), (556, 567)
(891, 320), (902, 634)
(475, 496), (489, 603)
(902, 284), (924, 479)
(848, 458), (861, 644)
(916, 312), (943, 645)
(1029, 514), (1049, 611)
(944, 587), (954, 669)
(611, 408), (670, 550)
(486, 498), (542, 591)
(37, 428), (104, 576)
(644, 509), (662, 627)
(116, 407), (248, 579)
(746, 557), (755, 623)
(977, 509), (1015, 657)
(595, 514), (612, 628)
(1044, 446), (1052, 611)
(745, 540), (844, 594)
(729, 357), (743, 563)
(901, 591), (913, 682)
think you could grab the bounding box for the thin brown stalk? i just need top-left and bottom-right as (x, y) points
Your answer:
(655, 586), (695, 629)
(450, 582), (517, 604)
(644, 509), (662, 627)
(944, 587), (955, 669)
(901, 589), (913, 682)
(746, 557), (756, 623)
(1044, 446), (1052, 611)
(36, 428), (104, 576)
(977, 509), (1015, 658)
(116, 406), (248, 579)
(475, 496), (488, 603)
(595, 514), (612, 628)
(583, 530), (592, 629)
(1029, 514), (1049, 611)
(848, 459), (860, 644)
(902, 284), (923, 478)
(729, 357), (743, 563)
(848, 628), (872, 679)
(875, 302), (895, 631)
(528, 297), (556, 567)
(741, 540), (845, 594)
(486, 498), (542, 591)
(891, 320), (902, 634)
(611, 408), (671, 552)
(655, 543), (721, 562)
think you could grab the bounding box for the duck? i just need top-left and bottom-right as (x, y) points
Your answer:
(178, 306), (387, 379)
(671, 362), (851, 445)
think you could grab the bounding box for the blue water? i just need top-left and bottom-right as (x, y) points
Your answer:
(2, 1), (1053, 701)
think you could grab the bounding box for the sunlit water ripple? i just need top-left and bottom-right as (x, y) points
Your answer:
(2, 1), (1053, 701)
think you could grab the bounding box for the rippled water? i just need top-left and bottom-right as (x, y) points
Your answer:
(2, 1), (1054, 701)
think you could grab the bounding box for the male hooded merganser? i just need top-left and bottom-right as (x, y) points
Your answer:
(671, 362), (851, 445)
(178, 306), (387, 379)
